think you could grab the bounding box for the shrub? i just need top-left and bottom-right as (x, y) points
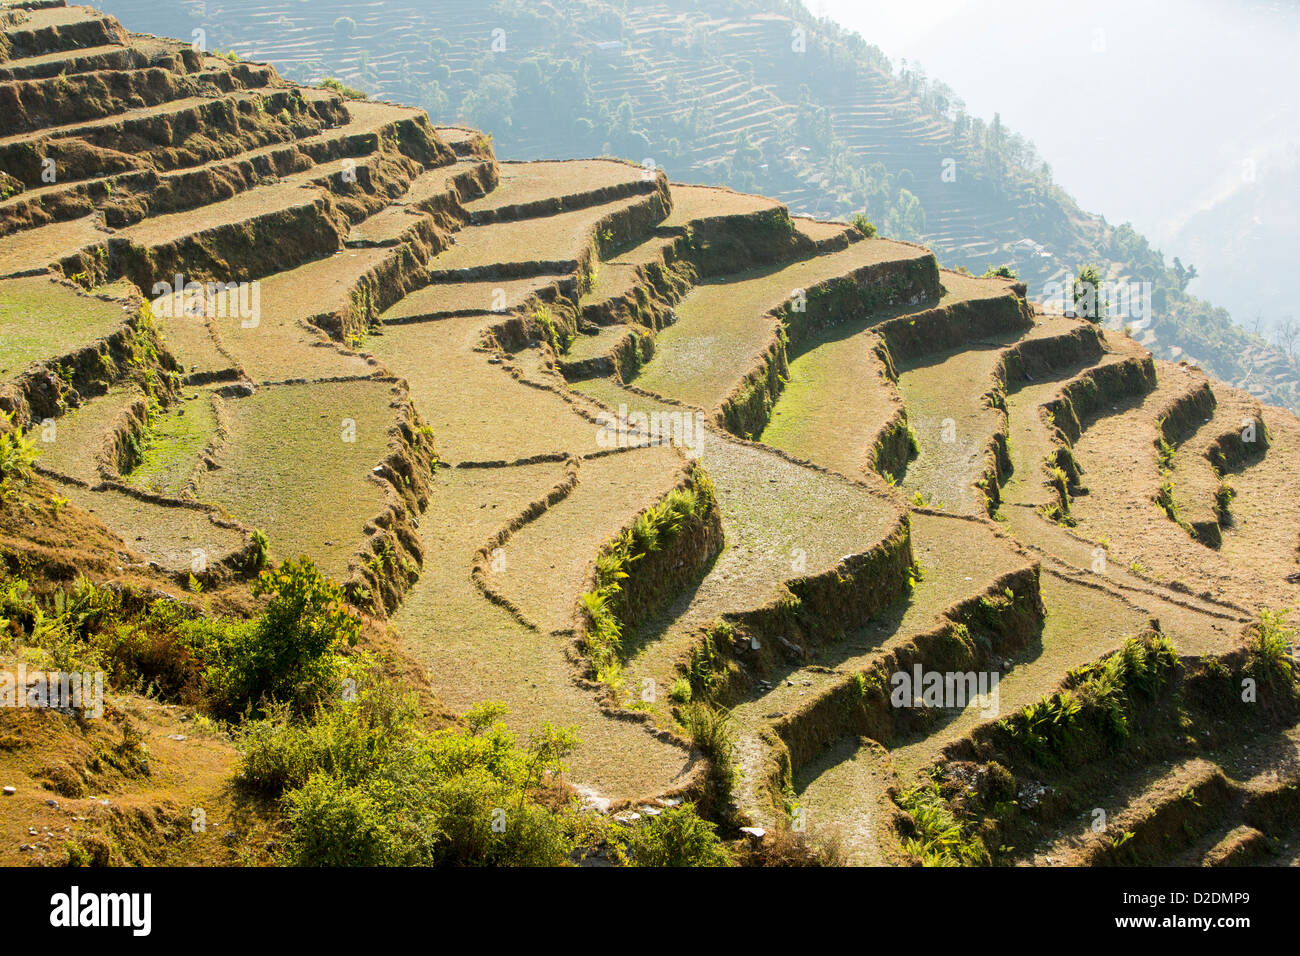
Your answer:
(668, 677), (692, 704)
(1214, 478), (1236, 523)
(249, 529), (270, 571)
(983, 265), (1018, 279)
(200, 557), (361, 717)
(849, 212), (877, 238)
(626, 804), (730, 866)
(895, 779), (987, 866)
(320, 77), (367, 100)
(240, 679), (580, 866)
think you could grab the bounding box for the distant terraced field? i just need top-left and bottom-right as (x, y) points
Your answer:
(1, 2), (1297, 868)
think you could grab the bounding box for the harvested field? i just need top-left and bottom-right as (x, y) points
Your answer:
(1, 5), (1297, 870)
(190, 379), (398, 579)
(0, 274), (131, 374)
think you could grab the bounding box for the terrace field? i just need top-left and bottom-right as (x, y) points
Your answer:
(0, 3), (1296, 868)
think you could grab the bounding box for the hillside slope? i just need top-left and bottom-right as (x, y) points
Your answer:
(85, 0), (1300, 416)
(0, 2), (1297, 866)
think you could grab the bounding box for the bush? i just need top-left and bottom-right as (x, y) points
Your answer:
(896, 779), (988, 866)
(320, 77), (367, 100)
(240, 680), (581, 866)
(668, 677), (692, 704)
(249, 529), (270, 571)
(200, 557), (361, 717)
(849, 212), (877, 238)
(626, 804), (730, 866)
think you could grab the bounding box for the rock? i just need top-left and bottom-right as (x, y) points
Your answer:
(740, 827), (766, 840)
(2, 786), (15, 796)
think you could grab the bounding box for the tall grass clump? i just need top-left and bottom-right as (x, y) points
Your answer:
(1248, 608), (1296, 691)
(580, 465), (716, 684)
(0, 412), (40, 500)
(681, 701), (737, 816)
(994, 631), (1180, 765)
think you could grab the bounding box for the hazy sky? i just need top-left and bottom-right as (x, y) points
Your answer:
(814, 0), (1300, 252)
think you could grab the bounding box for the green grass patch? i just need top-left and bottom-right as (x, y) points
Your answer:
(0, 277), (129, 377)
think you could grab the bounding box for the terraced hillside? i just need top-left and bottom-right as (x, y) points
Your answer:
(89, 0), (1300, 417)
(1, 4), (1297, 867)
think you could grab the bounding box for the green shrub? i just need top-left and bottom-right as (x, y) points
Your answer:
(895, 779), (987, 866)
(249, 529), (270, 571)
(626, 804), (730, 866)
(200, 557), (361, 717)
(240, 679), (580, 866)
(320, 77), (367, 99)
(1214, 478), (1236, 522)
(668, 677), (692, 704)
(849, 212), (877, 238)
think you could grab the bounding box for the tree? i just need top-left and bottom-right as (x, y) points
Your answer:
(1172, 257), (1198, 292)
(459, 73), (516, 135)
(1073, 264), (1107, 323)
(1274, 316), (1299, 362)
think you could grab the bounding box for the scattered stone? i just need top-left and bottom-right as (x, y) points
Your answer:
(2, 786), (15, 796)
(739, 827), (766, 840)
